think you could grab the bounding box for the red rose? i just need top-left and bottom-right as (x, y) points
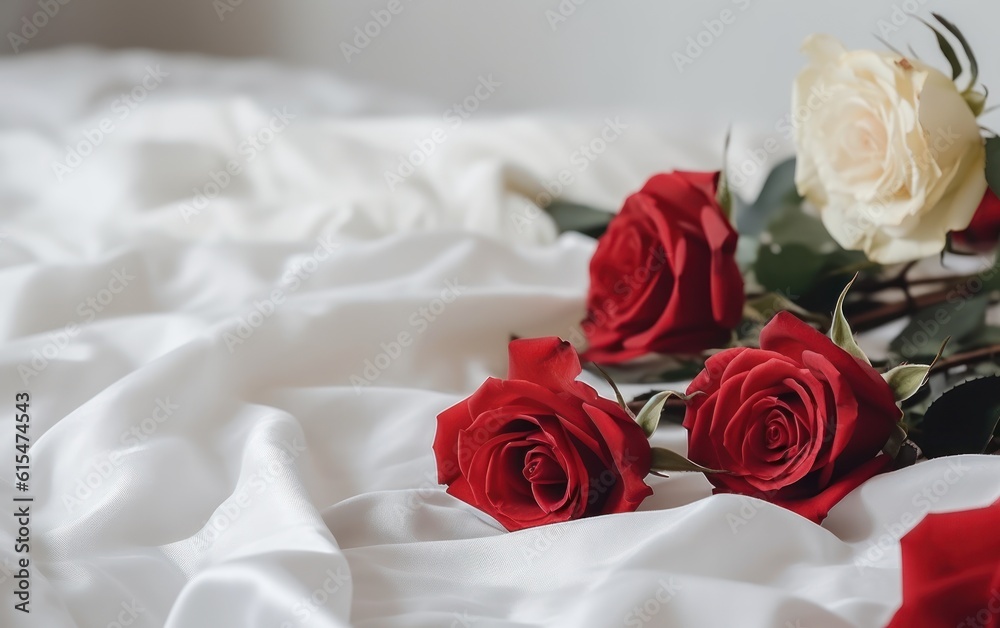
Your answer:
(953, 189), (1000, 252)
(887, 496), (1000, 627)
(582, 171), (744, 365)
(682, 312), (901, 523)
(433, 337), (653, 531)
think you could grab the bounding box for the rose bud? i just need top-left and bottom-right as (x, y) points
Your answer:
(952, 188), (1000, 253)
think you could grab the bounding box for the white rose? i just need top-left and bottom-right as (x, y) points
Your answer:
(793, 34), (986, 264)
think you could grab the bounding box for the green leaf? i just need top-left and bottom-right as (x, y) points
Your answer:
(915, 375), (1000, 458)
(649, 447), (723, 474)
(717, 130), (734, 220)
(883, 364), (930, 403)
(543, 200), (613, 238)
(633, 390), (701, 438)
(965, 89), (987, 117)
(736, 157), (801, 237)
(745, 292), (829, 326)
(754, 243), (826, 297)
(932, 13), (979, 89)
(917, 17), (962, 80)
(830, 276), (871, 365)
(882, 422), (909, 458)
(985, 136), (1000, 199)
(889, 294), (990, 361)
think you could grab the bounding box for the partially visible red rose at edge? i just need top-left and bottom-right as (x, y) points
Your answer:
(433, 337), (653, 531)
(582, 171), (744, 365)
(953, 188), (1000, 252)
(887, 496), (1000, 627)
(683, 312), (901, 524)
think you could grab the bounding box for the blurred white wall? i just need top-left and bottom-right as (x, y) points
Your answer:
(2, 0), (999, 127)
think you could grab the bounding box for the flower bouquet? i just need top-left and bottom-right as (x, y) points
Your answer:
(432, 18), (1000, 622)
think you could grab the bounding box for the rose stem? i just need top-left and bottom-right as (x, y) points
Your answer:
(849, 284), (997, 332)
(928, 344), (1000, 375)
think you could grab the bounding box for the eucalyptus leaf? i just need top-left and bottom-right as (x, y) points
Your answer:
(543, 200), (613, 238)
(650, 447), (723, 474)
(830, 276), (871, 364)
(883, 364), (930, 403)
(915, 375), (1000, 458)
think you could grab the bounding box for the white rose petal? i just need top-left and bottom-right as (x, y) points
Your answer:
(792, 35), (986, 264)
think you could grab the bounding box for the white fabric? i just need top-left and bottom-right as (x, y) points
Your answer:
(2, 48), (999, 628)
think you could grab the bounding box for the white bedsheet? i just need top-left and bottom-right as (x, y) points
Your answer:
(2, 48), (999, 628)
